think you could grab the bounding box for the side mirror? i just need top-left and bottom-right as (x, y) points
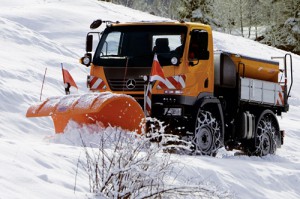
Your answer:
(86, 35), (93, 52)
(90, 19), (102, 29)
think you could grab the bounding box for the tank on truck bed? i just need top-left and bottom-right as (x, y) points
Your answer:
(214, 51), (288, 111)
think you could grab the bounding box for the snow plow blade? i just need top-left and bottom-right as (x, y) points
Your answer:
(26, 92), (145, 133)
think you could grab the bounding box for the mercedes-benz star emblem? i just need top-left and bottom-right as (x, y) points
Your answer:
(126, 79), (136, 90)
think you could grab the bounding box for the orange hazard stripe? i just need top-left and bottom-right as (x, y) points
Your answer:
(168, 77), (180, 89)
(278, 91), (284, 105)
(157, 75), (186, 90)
(90, 76), (105, 90)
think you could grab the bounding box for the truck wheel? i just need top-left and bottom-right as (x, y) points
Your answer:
(193, 110), (222, 156)
(253, 111), (278, 156)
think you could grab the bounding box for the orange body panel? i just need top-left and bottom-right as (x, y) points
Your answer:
(26, 92), (145, 133)
(230, 54), (279, 83)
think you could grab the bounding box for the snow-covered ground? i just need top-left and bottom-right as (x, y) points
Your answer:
(0, 0), (299, 198)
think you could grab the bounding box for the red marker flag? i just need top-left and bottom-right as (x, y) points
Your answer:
(149, 54), (166, 84)
(145, 54), (166, 116)
(62, 68), (78, 89)
(61, 63), (78, 95)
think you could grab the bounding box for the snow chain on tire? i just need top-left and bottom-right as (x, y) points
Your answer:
(193, 110), (222, 156)
(254, 112), (278, 156)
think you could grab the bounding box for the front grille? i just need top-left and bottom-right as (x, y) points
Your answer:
(108, 78), (145, 91)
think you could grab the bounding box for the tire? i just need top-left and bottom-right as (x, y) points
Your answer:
(252, 110), (279, 156)
(192, 110), (222, 156)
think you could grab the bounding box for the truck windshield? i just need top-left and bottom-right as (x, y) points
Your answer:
(93, 25), (187, 67)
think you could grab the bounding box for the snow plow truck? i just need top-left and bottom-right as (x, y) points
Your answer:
(26, 20), (293, 156)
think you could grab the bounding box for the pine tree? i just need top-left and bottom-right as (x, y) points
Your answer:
(260, 0), (300, 54)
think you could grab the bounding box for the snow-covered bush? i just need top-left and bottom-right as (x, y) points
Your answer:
(74, 122), (231, 198)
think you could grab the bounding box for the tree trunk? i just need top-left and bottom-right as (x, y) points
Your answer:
(255, 25), (258, 40)
(239, 0), (244, 37)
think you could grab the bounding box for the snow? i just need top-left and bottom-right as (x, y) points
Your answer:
(0, 0), (300, 198)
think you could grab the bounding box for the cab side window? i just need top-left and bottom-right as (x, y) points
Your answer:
(188, 30), (209, 61)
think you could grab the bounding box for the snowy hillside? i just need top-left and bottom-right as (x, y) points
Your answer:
(0, 0), (300, 198)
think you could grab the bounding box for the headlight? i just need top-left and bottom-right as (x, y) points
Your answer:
(80, 53), (92, 67)
(83, 56), (90, 65)
(164, 108), (182, 116)
(171, 57), (178, 65)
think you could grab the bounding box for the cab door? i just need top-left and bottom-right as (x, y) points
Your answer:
(184, 28), (214, 97)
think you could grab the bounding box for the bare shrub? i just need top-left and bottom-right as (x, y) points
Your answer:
(75, 122), (231, 199)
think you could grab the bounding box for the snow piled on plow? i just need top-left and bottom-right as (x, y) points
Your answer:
(49, 121), (113, 147)
(0, 0), (300, 199)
